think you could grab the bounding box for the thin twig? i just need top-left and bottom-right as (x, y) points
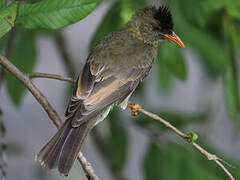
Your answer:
(0, 55), (61, 127)
(78, 154), (99, 180)
(19, 72), (236, 180)
(54, 31), (128, 180)
(0, 54), (99, 180)
(128, 104), (236, 180)
(27, 72), (75, 84)
(26, 72), (127, 180)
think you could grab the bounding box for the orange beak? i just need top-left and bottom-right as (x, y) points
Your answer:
(164, 31), (185, 48)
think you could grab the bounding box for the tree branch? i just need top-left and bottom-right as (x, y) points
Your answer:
(27, 72), (75, 84)
(0, 54), (99, 180)
(0, 28), (17, 180)
(53, 31), (129, 180)
(21, 72), (237, 180)
(127, 103), (236, 180)
(27, 72), (127, 180)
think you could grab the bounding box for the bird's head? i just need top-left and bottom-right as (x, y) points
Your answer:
(130, 6), (185, 48)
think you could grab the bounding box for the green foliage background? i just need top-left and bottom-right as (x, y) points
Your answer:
(0, 0), (240, 179)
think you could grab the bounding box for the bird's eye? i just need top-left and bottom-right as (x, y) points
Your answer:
(153, 26), (160, 31)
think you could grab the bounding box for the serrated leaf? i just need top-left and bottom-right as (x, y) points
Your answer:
(108, 108), (128, 171)
(17, 0), (98, 29)
(6, 29), (37, 106)
(159, 43), (187, 81)
(0, 2), (18, 39)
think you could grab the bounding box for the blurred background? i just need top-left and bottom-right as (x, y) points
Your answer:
(0, 0), (240, 179)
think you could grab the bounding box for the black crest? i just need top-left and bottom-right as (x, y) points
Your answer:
(153, 6), (173, 33)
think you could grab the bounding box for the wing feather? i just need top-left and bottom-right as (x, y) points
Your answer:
(65, 31), (156, 128)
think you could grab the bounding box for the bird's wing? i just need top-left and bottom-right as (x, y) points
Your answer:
(65, 36), (156, 127)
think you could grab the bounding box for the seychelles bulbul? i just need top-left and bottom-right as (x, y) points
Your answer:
(37, 6), (185, 176)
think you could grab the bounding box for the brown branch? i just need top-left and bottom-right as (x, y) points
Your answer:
(27, 72), (127, 180)
(0, 27), (17, 180)
(27, 72), (75, 84)
(0, 54), (99, 180)
(54, 31), (129, 180)
(13, 71), (237, 180)
(127, 103), (236, 180)
(77, 154), (99, 180)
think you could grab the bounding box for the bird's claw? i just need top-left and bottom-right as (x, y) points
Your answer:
(127, 103), (142, 116)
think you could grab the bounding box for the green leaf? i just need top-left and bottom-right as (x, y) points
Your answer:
(6, 29), (37, 106)
(201, 0), (226, 17)
(17, 0), (98, 29)
(108, 108), (128, 171)
(186, 132), (198, 144)
(143, 143), (163, 180)
(201, 0), (240, 18)
(159, 43), (187, 81)
(223, 16), (240, 49)
(0, 0), (7, 10)
(171, 3), (229, 75)
(134, 110), (206, 131)
(223, 59), (239, 121)
(222, 16), (240, 122)
(119, 0), (146, 25)
(143, 142), (238, 180)
(89, 0), (146, 50)
(177, 0), (207, 27)
(0, 2), (18, 39)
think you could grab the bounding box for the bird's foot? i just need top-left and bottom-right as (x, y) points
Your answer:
(127, 103), (142, 116)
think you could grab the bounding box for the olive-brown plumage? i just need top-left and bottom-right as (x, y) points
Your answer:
(37, 6), (184, 176)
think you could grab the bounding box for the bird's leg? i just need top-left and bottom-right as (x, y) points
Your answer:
(127, 103), (142, 116)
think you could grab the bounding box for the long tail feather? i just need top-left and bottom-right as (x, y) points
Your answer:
(36, 118), (94, 176)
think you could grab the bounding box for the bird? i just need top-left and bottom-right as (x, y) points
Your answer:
(36, 5), (185, 176)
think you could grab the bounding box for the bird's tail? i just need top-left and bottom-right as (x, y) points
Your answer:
(36, 118), (93, 176)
